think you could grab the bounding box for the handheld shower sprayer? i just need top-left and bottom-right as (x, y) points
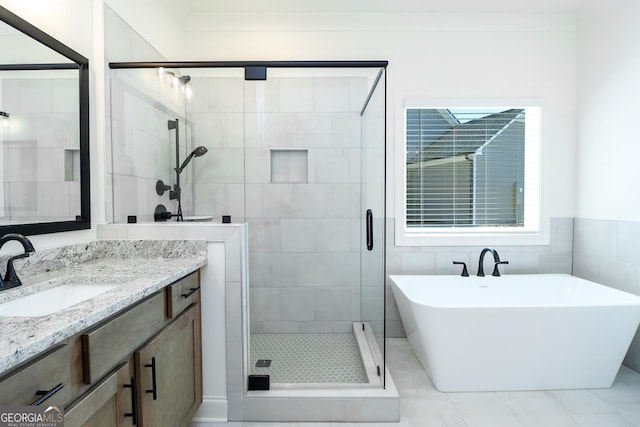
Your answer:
(176, 146), (208, 174)
(162, 117), (209, 222)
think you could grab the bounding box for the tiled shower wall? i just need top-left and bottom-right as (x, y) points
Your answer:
(385, 217), (575, 337)
(185, 73), (383, 334)
(572, 218), (640, 372)
(1, 77), (80, 222)
(105, 6), (196, 224)
(107, 69), (193, 223)
(243, 76), (370, 334)
(188, 75), (245, 221)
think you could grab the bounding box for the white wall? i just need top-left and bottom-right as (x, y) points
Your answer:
(573, 0), (640, 372)
(0, 0), (93, 55)
(576, 0), (640, 221)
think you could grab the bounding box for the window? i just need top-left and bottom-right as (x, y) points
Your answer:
(398, 103), (542, 246)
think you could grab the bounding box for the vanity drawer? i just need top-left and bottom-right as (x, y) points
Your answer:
(82, 291), (165, 384)
(166, 271), (200, 318)
(65, 362), (130, 427)
(0, 343), (71, 406)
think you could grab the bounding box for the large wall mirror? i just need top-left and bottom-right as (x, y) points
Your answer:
(0, 5), (89, 235)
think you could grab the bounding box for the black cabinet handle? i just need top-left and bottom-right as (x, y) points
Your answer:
(145, 357), (157, 400)
(366, 209), (373, 251)
(124, 376), (139, 425)
(181, 287), (200, 299)
(31, 383), (64, 406)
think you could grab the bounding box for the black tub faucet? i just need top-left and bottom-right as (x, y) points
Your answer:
(0, 233), (35, 291)
(477, 247), (508, 277)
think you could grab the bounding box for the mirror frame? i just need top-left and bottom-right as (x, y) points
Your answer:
(0, 5), (90, 235)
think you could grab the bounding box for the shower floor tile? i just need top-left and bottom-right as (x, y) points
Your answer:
(250, 333), (368, 384)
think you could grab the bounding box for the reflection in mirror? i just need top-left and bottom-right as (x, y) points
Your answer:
(0, 6), (89, 235)
(0, 69), (80, 224)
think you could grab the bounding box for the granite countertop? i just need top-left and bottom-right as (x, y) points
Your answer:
(0, 240), (207, 375)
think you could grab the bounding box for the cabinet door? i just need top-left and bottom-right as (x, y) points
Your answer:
(65, 362), (138, 427)
(135, 303), (202, 427)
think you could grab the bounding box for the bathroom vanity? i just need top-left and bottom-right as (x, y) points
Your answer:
(0, 240), (207, 427)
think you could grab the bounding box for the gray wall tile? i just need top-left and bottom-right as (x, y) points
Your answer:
(250, 288), (281, 322)
(618, 221), (640, 265)
(315, 287), (360, 321)
(573, 217), (640, 373)
(280, 288), (315, 321)
(298, 253), (332, 286)
(280, 218), (316, 252)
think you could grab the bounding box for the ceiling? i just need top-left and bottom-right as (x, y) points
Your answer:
(169, 0), (622, 15)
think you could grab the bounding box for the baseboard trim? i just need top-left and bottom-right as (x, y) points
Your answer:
(191, 396), (228, 423)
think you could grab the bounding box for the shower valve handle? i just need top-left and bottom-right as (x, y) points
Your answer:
(155, 179), (171, 196)
(154, 204), (175, 221)
(157, 211), (173, 220)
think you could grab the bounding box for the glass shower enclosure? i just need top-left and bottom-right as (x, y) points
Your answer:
(107, 62), (387, 388)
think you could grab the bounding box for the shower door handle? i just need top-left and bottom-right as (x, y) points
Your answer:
(366, 209), (373, 251)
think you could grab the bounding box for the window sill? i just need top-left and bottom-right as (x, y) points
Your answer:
(395, 224), (550, 247)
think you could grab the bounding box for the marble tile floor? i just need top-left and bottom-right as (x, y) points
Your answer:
(197, 338), (640, 427)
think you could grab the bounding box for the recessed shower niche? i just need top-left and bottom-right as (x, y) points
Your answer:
(270, 149), (308, 183)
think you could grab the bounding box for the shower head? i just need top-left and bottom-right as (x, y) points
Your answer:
(168, 119), (178, 130)
(162, 70), (191, 87)
(176, 146), (208, 174)
(192, 146), (208, 157)
(170, 74), (190, 87)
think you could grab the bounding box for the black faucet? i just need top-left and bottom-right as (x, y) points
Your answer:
(477, 247), (508, 277)
(0, 233), (35, 291)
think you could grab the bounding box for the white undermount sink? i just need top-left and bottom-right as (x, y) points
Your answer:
(0, 282), (120, 317)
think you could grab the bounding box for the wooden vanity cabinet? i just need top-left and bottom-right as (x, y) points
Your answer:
(76, 270), (201, 426)
(0, 271), (202, 427)
(68, 270), (201, 426)
(0, 270), (202, 426)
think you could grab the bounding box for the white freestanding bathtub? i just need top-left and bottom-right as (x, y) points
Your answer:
(389, 274), (640, 392)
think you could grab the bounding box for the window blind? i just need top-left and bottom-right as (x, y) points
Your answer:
(406, 108), (526, 228)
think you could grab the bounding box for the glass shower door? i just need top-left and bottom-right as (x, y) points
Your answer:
(244, 66), (386, 387)
(360, 68), (386, 386)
